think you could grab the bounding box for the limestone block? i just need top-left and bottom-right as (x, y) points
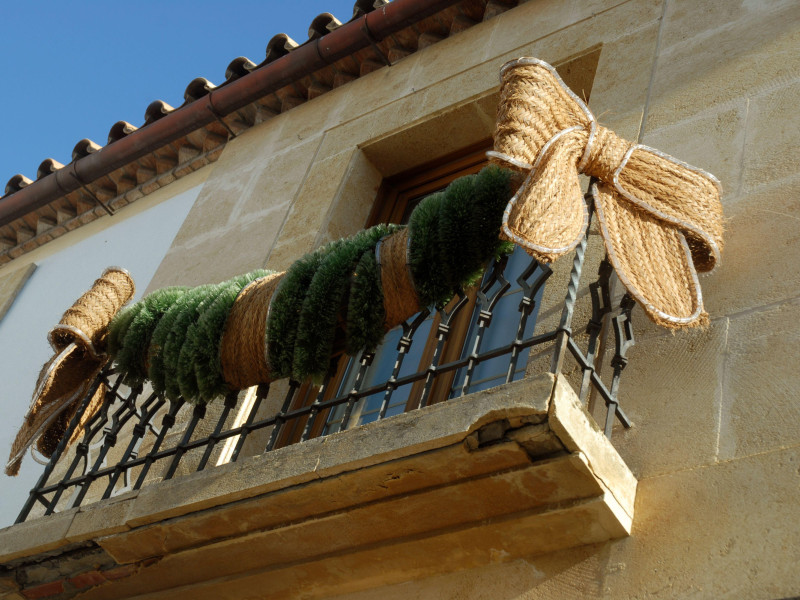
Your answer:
(584, 24), (658, 126)
(741, 80), (800, 193)
(701, 175), (800, 317)
(603, 446), (800, 599)
(606, 319), (726, 478)
(325, 544), (610, 600)
(486, 0), (661, 69)
(147, 213), (282, 287)
(408, 12), (502, 80)
(646, 2), (800, 131)
(0, 264), (35, 323)
(66, 492), (137, 543)
(549, 376), (637, 517)
(718, 301), (800, 461)
(0, 508), (76, 563)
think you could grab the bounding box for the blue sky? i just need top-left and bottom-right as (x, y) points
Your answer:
(0, 1), (357, 189)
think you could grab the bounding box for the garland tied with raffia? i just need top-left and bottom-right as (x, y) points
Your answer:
(6, 57), (725, 475)
(5, 166), (513, 475)
(489, 58), (723, 328)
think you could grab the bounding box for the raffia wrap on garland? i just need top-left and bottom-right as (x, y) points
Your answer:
(5, 267), (135, 476)
(488, 58), (724, 328)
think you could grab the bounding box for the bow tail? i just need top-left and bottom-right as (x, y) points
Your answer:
(500, 133), (589, 263)
(5, 344), (107, 476)
(593, 183), (708, 328)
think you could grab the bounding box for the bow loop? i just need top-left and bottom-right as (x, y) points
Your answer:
(489, 57), (724, 329)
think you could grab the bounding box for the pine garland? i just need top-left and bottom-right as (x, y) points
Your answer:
(267, 246), (336, 381)
(160, 284), (223, 400)
(345, 248), (385, 356)
(409, 165), (513, 307)
(114, 287), (187, 386)
(107, 303), (143, 358)
(186, 271), (270, 403)
(292, 224), (398, 382)
(106, 166), (515, 403)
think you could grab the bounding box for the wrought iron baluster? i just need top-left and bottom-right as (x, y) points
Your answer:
(339, 352), (375, 430)
(300, 361), (337, 442)
(266, 382), (299, 452)
(228, 383), (268, 461)
(605, 294), (636, 438)
(161, 402), (206, 481)
(578, 258), (613, 403)
(133, 396), (184, 489)
(44, 375), (125, 514)
(101, 390), (163, 500)
(461, 257), (510, 396)
(418, 291), (470, 409)
(378, 308), (430, 419)
(196, 392), (240, 471)
(507, 261), (551, 383)
(550, 181), (596, 375)
(68, 381), (144, 508)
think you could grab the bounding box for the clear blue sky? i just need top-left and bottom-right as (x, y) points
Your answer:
(0, 0), (358, 189)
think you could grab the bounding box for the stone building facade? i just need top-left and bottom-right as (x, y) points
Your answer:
(0, 0), (798, 598)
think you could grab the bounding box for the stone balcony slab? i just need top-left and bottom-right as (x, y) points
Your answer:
(0, 373), (636, 599)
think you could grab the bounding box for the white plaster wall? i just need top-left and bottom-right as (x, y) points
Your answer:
(0, 183), (200, 528)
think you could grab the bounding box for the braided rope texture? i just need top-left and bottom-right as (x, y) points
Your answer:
(6, 268), (135, 476)
(491, 58), (724, 328)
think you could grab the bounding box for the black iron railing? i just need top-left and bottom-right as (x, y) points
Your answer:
(16, 191), (634, 523)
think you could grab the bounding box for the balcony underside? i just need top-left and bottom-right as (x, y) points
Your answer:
(0, 373), (636, 599)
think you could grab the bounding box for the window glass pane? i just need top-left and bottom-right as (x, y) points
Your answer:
(450, 247), (544, 396)
(324, 316), (434, 433)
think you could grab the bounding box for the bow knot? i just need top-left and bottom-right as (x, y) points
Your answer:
(581, 125), (631, 180)
(489, 58), (723, 329)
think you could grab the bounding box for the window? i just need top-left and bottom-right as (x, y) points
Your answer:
(270, 143), (545, 441)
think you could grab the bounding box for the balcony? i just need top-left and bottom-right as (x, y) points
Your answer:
(0, 202), (638, 600)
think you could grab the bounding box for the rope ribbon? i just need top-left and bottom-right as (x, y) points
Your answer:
(5, 267), (135, 476)
(488, 57), (724, 328)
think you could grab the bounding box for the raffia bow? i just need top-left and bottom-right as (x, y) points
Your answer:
(5, 267), (135, 476)
(488, 58), (723, 328)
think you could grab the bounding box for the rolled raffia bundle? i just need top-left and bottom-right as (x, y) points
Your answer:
(6, 267), (135, 476)
(219, 272), (284, 390)
(377, 228), (421, 330)
(489, 57), (724, 328)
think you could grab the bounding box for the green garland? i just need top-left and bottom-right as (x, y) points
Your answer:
(107, 165), (514, 403)
(409, 166), (513, 307)
(115, 287), (188, 386)
(292, 224), (398, 382)
(183, 271), (270, 403)
(267, 245), (337, 381)
(345, 249), (385, 356)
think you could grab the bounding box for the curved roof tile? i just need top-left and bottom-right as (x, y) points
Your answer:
(5, 174), (32, 196)
(184, 78), (217, 103)
(225, 57), (257, 82)
(265, 33), (298, 64)
(36, 159), (64, 180)
(143, 100), (174, 126)
(309, 13), (342, 39)
(71, 139), (102, 161)
(108, 121), (138, 144)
